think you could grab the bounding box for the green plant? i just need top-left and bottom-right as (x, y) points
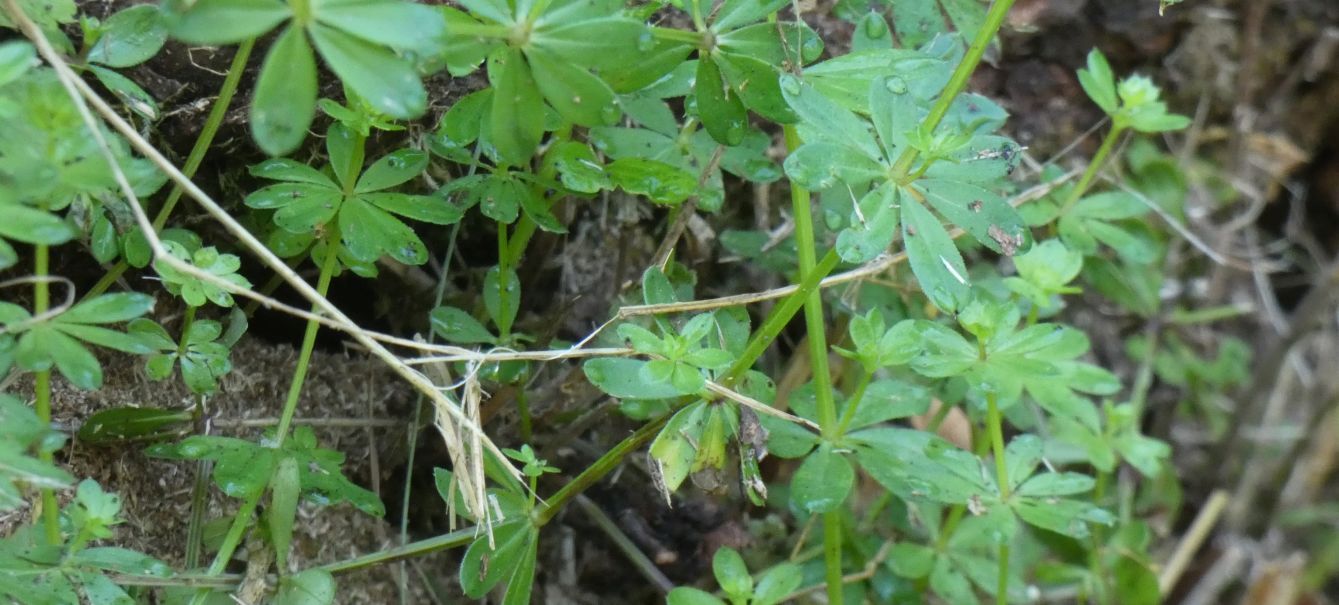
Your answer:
(0, 0), (1211, 601)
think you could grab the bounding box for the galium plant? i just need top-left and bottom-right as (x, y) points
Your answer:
(0, 0), (1206, 602)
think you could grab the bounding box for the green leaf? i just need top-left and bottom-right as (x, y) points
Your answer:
(308, 23), (426, 119)
(715, 52), (793, 123)
(251, 25), (317, 156)
(314, 0), (444, 54)
(459, 522), (533, 597)
(166, 0), (290, 45)
(547, 141), (608, 193)
(337, 197), (427, 264)
(1078, 48), (1118, 115)
(526, 48), (619, 127)
(1016, 472), (1095, 497)
(850, 427), (988, 503)
(717, 21), (822, 66)
(18, 327), (102, 389)
(712, 547), (752, 597)
(455, 0), (512, 25)
(902, 195), (970, 313)
(274, 569), (336, 605)
(90, 66), (159, 123)
(269, 456), (301, 572)
(791, 444), (853, 513)
(483, 266), (520, 336)
(77, 407), (191, 444)
(890, 0), (947, 48)
(649, 401), (709, 493)
(87, 5), (167, 68)
(780, 73), (881, 161)
(441, 9), (494, 76)
(1013, 496), (1113, 538)
(753, 562), (803, 605)
(249, 158), (335, 187)
(476, 174), (523, 223)
(1112, 553), (1161, 605)
(355, 149), (428, 193)
(782, 142), (885, 190)
(695, 57), (748, 146)
(430, 306), (496, 344)
(711, 0), (787, 31)
(500, 535), (539, 605)
(852, 12), (892, 51)
(0, 41), (36, 87)
(0, 205), (77, 246)
(70, 547), (171, 576)
(430, 88), (489, 161)
(606, 158), (696, 205)
(916, 179), (1027, 256)
(888, 542), (936, 578)
(363, 193), (464, 225)
(0, 395), (73, 509)
(59, 292), (153, 325)
(326, 123), (360, 190)
(601, 39), (693, 93)
(583, 358), (680, 400)
(530, 17), (647, 70)
(517, 186), (566, 233)
(487, 47), (544, 165)
(836, 181), (899, 262)
(667, 587), (726, 605)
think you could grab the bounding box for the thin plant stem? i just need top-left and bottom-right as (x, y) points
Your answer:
(534, 405), (680, 526)
(783, 124), (844, 605)
(189, 487), (264, 605)
(273, 234), (343, 445)
(889, 0), (1019, 179)
(985, 390), (1010, 605)
(1059, 125), (1124, 215)
(835, 369), (873, 436)
(32, 237), (59, 543)
(83, 38), (257, 301)
(495, 223), (512, 339)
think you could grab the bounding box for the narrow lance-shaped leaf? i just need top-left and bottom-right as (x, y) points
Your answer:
(251, 25), (317, 156)
(901, 193), (971, 313)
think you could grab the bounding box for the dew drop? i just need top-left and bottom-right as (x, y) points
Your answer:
(885, 76), (908, 95)
(864, 15), (887, 38)
(636, 31), (656, 52)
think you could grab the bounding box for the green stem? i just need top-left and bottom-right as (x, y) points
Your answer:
(783, 124), (843, 605)
(1059, 125), (1124, 215)
(534, 405), (679, 526)
(317, 526), (476, 574)
(835, 369), (873, 436)
(985, 391), (1010, 605)
(190, 235), (340, 603)
(496, 224), (513, 339)
(517, 390), (532, 442)
(83, 38), (256, 302)
(273, 233), (342, 444)
(722, 249), (839, 385)
(32, 240), (59, 544)
(889, 0), (1019, 179)
(189, 487), (264, 605)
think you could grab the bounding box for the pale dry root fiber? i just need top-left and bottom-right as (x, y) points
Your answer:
(0, 337), (449, 603)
